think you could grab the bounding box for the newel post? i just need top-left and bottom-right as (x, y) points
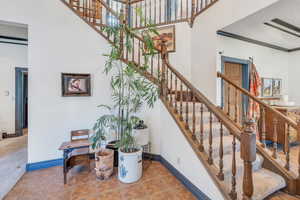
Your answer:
(160, 40), (168, 99)
(241, 119), (256, 200)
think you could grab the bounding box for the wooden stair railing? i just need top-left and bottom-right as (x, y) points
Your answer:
(62, 1), (273, 199)
(76, 0), (219, 29)
(218, 72), (300, 194)
(161, 52), (261, 199)
(129, 0), (219, 28)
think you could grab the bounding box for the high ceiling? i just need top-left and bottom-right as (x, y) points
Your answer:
(219, 0), (300, 52)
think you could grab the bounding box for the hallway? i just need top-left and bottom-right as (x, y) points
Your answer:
(0, 135), (27, 199)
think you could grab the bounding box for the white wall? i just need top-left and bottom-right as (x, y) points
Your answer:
(0, 43), (28, 133)
(216, 36), (290, 104)
(190, 0), (279, 103)
(158, 101), (224, 200)
(288, 51), (300, 104)
(169, 22), (192, 79)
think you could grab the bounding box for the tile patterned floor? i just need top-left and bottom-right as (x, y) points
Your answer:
(4, 161), (197, 200)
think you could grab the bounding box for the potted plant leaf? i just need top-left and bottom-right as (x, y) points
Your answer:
(91, 10), (159, 183)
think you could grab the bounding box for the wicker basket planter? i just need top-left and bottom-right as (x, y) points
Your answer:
(95, 148), (114, 180)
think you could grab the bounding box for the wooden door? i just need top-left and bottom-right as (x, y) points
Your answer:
(223, 62), (243, 124)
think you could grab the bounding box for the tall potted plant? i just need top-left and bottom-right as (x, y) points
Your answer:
(91, 10), (159, 183)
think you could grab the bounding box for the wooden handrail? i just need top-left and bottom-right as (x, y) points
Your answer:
(165, 61), (242, 139)
(217, 72), (298, 130)
(97, 0), (122, 20)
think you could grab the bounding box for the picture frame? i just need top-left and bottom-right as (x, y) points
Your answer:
(261, 78), (273, 97)
(272, 78), (282, 97)
(61, 73), (91, 97)
(143, 25), (176, 53)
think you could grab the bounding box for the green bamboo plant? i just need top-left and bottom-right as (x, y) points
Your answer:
(91, 9), (160, 153)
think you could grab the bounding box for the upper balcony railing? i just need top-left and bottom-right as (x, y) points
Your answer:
(67, 0), (218, 29)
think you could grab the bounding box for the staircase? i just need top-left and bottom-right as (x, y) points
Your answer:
(61, 0), (299, 199)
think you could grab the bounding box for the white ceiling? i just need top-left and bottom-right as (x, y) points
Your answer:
(221, 0), (300, 50)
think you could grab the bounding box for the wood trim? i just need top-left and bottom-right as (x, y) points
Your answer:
(289, 47), (300, 52)
(272, 18), (300, 34)
(217, 30), (290, 52)
(264, 22), (300, 38)
(0, 35), (27, 41)
(217, 30), (300, 53)
(128, 0), (145, 4)
(0, 41), (28, 46)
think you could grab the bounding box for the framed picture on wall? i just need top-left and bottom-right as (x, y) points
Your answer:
(272, 79), (282, 97)
(261, 78), (273, 97)
(143, 25), (176, 53)
(61, 73), (91, 97)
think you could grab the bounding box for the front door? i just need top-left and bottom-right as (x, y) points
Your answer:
(223, 62), (243, 124)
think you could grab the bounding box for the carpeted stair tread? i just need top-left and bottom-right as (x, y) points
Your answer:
(203, 135), (240, 158)
(229, 168), (286, 200)
(214, 152), (264, 178)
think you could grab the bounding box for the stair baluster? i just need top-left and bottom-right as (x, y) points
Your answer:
(180, 81), (183, 121)
(241, 120), (256, 200)
(157, 53), (161, 78)
(272, 117), (278, 159)
(217, 122), (224, 181)
(180, 0), (183, 19)
(199, 103), (204, 152)
(132, 37), (135, 62)
(208, 112), (213, 165)
(169, 70), (173, 107)
(174, 76), (178, 113)
(192, 93), (196, 140)
(165, 67), (169, 101)
(285, 124), (290, 170)
(261, 107), (266, 148)
(160, 40), (167, 99)
(234, 88), (238, 123)
(186, 0), (189, 20)
(185, 87), (189, 129)
(159, 0), (162, 23)
(229, 135), (237, 200)
(138, 40), (141, 66)
(227, 83), (230, 117)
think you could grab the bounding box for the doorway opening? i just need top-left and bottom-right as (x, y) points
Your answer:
(221, 56), (250, 124)
(15, 67), (28, 136)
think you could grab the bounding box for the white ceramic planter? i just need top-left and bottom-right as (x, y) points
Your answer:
(132, 128), (149, 146)
(118, 148), (142, 183)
